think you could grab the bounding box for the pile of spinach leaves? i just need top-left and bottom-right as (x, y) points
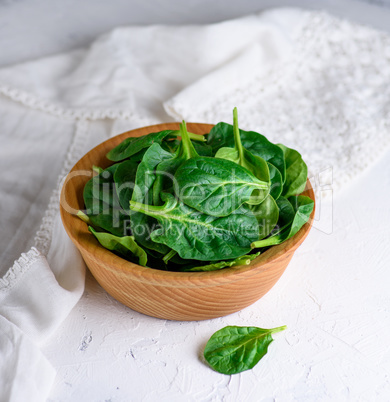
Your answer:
(79, 108), (314, 271)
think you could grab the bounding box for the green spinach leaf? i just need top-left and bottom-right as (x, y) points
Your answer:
(193, 141), (213, 157)
(182, 252), (260, 272)
(175, 157), (269, 217)
(163, 138), (212, 157)
(207, 122), (286, 182)
(161, 138), (180, 153)
(204, 325), (286, 374)
(89, 226), (147, 266)
(107, 129), (206, 162)
(113, 160), (138, 213)
(83, 164), (129, 237)
(215, 108), (270, 206)
(130, 143), (172, 254)
(278, 144), (308, 198)
(267, 162), (283, 200)
(274, 196), (295, 234)
(130, 194), (259, 261)
(153, 121), (199, 205)
(250, 195), (279, 240)
(106, 130), (175, 162)
(251, 195), (314, 249)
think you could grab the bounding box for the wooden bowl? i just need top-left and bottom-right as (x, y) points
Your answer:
(60, 123), (315, 321)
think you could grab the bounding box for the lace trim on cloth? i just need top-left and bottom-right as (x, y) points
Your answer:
(0, 248), (41, 291)
(169, 11), (390, 192)
(0, 119), (90, 291)
(34, 119), (90, 256)
(0, 83), (146, 121)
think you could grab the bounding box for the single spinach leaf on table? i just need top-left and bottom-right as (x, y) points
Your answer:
(181, 252), (260, 272)
(278, 143), (308, 198)
(207, 122), (286, 182)
(130, 142), (172, 254)
(153, 121), (199, 205)
(204, 325), (286, 375)
(251, 195), (314, 249)
(175, 157), (269, 217)
(83, 164), (129, 237)
(89, 226), (147, 266)
(215, 108), (270, 206)
(129, 194), (259, 261)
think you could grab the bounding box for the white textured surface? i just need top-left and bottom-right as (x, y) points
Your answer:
(0, 1), (390, 401)
(42, 148), (390, 400)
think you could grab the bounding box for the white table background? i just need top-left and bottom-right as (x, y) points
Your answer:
(1, 1), (390, 401)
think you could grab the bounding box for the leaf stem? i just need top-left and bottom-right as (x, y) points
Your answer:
(233, 107), (245, 162)
(130, 200), (158, 215)
(179, 121), (199, 159)
(269, 325), (287, 334)
(163, 249), (177, 264)
(172, 130), (206, 142)
(251, 238), (278, 249)
(92, 165), (103, 175)
(77, 210), (90, 223)
(130, 196), (176, 216)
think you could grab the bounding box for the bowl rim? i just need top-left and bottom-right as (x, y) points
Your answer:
(60, 122), (315, 286)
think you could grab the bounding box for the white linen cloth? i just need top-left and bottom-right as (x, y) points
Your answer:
(0, 8), (390, 401)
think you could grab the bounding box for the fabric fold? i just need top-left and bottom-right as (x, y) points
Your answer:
(0, 315), (56, 402)
(0, 9), (303, 122)
(164, 8), (306, 122)
(0, 243), (85, 345)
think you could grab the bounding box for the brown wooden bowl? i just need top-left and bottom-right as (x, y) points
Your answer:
(60, 123), (315, 321)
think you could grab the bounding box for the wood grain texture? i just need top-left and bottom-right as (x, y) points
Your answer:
(60, 123), (315, 321)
